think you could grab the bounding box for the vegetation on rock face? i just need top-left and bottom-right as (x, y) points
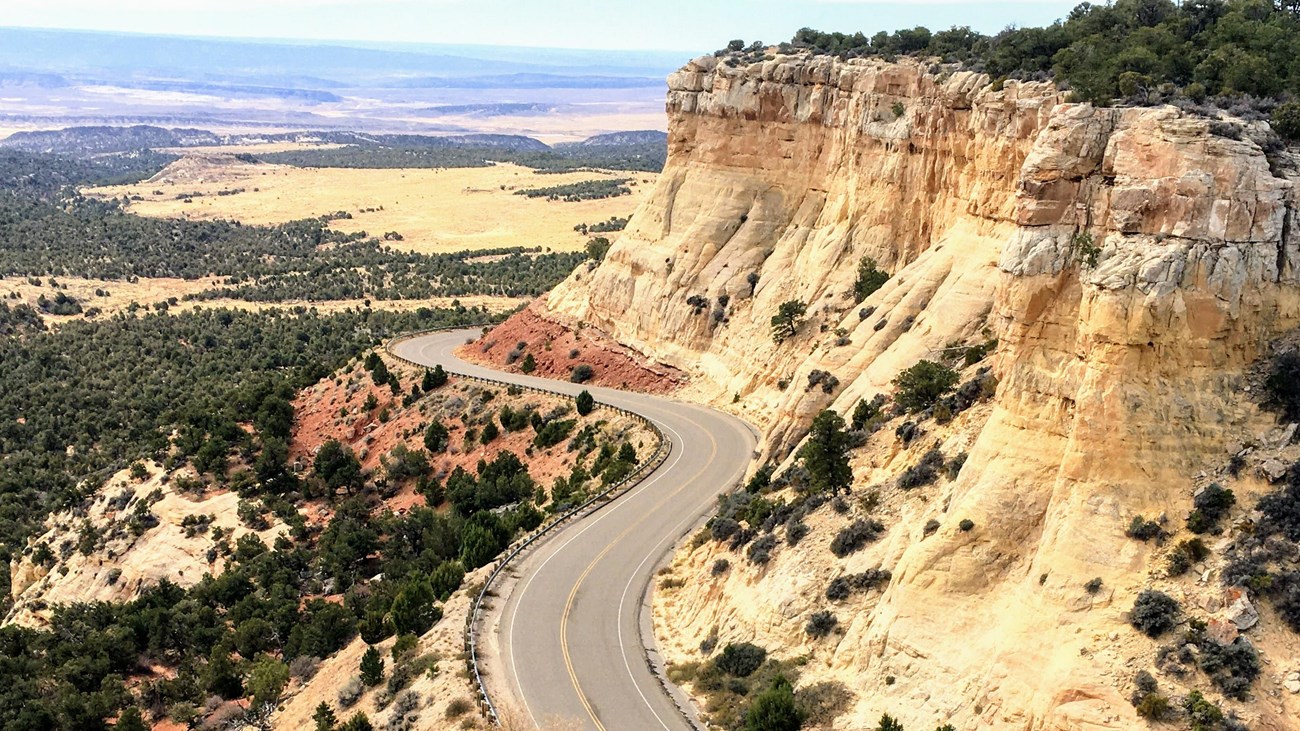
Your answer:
(1130, 589), (1181, 637)
(853, 256), (890, 301)
(893, 360), (959, 413)
(745, 676), (805, 731)
(770, 300), (807, 343)
(781, 1), (1300, 108)
(798, 410), (854, 496)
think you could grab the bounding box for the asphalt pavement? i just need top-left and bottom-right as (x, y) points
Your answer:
(391, 330), (756, 731)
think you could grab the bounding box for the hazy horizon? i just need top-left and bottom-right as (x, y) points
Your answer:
(2, 1), (1082, 53)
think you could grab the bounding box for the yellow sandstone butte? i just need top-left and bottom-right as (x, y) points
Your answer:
(536, 54), (1300, 729)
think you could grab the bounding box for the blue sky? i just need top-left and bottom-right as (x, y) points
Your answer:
(6, 0), (1081, 52)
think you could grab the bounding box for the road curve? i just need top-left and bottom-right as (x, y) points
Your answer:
(392, 330), (756, 731)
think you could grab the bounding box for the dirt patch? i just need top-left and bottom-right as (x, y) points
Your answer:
(289, 351), (657, 514)
(457, 301), (685, 394)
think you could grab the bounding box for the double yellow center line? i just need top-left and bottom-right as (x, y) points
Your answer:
(558, 424), (719, 731)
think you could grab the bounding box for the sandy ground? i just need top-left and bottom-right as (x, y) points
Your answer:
(0, 275), (525, 326)
(85, 159), (655, 254)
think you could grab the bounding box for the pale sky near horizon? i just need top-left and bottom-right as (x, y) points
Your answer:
(5, 0), (1081, 53)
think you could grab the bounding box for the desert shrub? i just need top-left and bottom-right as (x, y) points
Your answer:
(1125, 515), (1164, 542)
(714, 642), (767, 677)
(795, 680), (854, 727)
(745, 675), (804, 731)
(1187, 483), (1236, 534)
(897, 448), (944, 489)
(570, 364), (594, 383)
(575, 389), (594, 416)
(893, 360), (959, 413)
(712, 558), (731, 576)
(785, 521), (809, 546)
(338, 677), (365, 708)
(1167, 538), (1209, 577)
(748, 533), (778, 565)
(958, 519), (975, 532)
(851, 394), (887, 431)
(894, 420), (920, 445)
(923, 519), (940, 537)
(830, 519), (885, 557)
(1135, 693), (1171, 720)
(445, 698), (472, 719)
(1198, 637), (1260, 699)
(805, 610), (838, 638)
(1184, 690), (1224, 730)
(1084, 577), (1104, 594)
(1130, 590), (1180, 637)
(711, 517), (741, 542)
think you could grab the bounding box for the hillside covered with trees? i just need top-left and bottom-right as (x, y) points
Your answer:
(728, 0), (1300, 126)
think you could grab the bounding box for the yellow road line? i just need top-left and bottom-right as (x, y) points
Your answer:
(559, 426), (720, 730)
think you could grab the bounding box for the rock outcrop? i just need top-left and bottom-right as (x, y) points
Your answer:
(526, 53), (1300, 729)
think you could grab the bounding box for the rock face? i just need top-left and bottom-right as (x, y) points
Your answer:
(535, 54), (1300, 729)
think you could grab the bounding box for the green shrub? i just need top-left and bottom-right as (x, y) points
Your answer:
(893, 360), (959, 413)
(714, 642), (767, 677)
(570, 364), (594, 383)
(576, 389), (595, 416)
(805, 610), (838, 638)
(745, 675), (805, 731)
(1272, 101), (1300, 141)
(1187, 483), (1235, 534)
(853, 257), (890, 301)
(830, 519), (885, 557)
(1129, 589), (1179, 637)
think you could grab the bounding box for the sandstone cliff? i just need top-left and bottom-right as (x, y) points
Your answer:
(527, 53), (1300, 729)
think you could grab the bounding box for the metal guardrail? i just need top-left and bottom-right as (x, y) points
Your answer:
(385, 327), (671, 726)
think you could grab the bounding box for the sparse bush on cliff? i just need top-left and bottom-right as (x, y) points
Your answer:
(1187, 483), (1235, 534)
(1125, 515), (1165, 542)
(853, 256), (890, 301)
(770, 300), (807, 343)
(897, 448), (944, 490)
(1264, 348), (1300, 421)
(714, 642), (767, 677)
(893, 360), (959, 413)
(830, 519), (885, 557)
(575, 389), (595, 416)
(1130, 589), (1180, 637)
(805, 610), (838, 638)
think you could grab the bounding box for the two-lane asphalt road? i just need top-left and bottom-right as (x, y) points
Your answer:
(392, 330), (756, 731)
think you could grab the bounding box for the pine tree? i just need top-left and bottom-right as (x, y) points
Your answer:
(575, 389), (595, 416)
(359, 645), (385, 686)
(115, 707), (149, 731)
(797, 409), (852, 495)
(314, 701), (338, 731)
(520, 353), (536, 373)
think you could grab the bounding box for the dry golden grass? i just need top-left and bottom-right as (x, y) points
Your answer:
(87, 157), (654, 254)
(0, 276), (525, 326)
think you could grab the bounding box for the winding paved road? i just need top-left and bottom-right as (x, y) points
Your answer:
(392, 330), (756, 731)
